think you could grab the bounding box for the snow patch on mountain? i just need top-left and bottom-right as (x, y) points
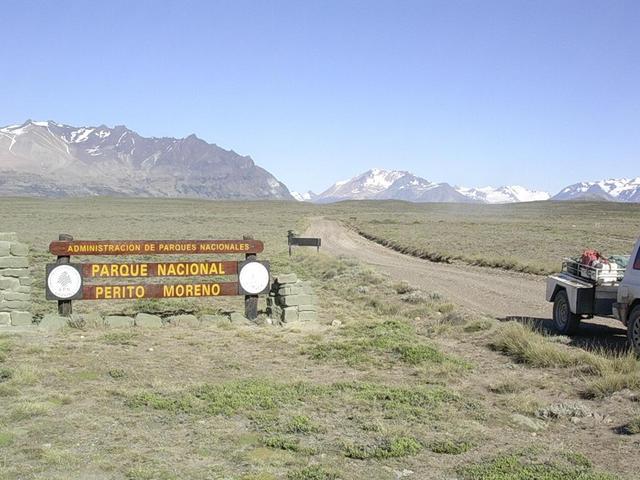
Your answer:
(456, 185), (550, 203)
(291, 191), (317, 202)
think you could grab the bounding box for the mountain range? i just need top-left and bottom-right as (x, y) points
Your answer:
(552, 178), (640, 202)
(0, 120), (292, 199)
(0, 120), (636, 204)
(293, 169), (640, 204)
(295, 169), (551, 204)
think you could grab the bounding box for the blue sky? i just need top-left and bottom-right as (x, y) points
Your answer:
(1, 0), (638, 195)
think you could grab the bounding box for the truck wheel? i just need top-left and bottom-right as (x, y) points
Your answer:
(553, 290), (580, 335)
(626, 306), (640, 356)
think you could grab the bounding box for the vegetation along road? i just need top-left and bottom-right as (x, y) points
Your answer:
(307, 217), (551, 320)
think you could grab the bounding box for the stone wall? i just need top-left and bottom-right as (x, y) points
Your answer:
(266, 273), (317, 323)
(0, 232), (32, 326)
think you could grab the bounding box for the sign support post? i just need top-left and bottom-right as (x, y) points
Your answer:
(243, 234), (258, 320)
(57, 233), (73, 316)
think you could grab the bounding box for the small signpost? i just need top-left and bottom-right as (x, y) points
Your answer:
(287, 230), (321, 256)
(45, 236), (270, 320)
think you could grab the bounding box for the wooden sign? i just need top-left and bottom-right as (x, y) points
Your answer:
(287, 230), (321, 256)
(290, 237), (322, 247)
(49, 239), (264, 256)
(82, 282), (240, 300)
(46, 234), (270, 320)
(81, 261), (238, 278)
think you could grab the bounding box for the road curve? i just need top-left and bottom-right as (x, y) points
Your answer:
(305, 218), (550, 319)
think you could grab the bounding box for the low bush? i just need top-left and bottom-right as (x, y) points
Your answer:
(343, 436), (422, 459)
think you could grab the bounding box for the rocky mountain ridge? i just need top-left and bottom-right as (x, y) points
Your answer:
(0, 120), (292, 199)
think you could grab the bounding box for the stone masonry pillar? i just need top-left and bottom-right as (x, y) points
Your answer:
(0, 232), (32, 326)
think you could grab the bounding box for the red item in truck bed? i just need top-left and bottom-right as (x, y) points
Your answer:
(580, 250), (608, 266)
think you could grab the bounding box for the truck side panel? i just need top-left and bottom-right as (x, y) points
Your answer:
(546, 274), (595, 315)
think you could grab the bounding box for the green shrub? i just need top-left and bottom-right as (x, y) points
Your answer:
(430, 439), (473, 454)
(343, 436), (422, 459)
(287, 465), (337, 480)
(262, 435), (300, 451)
(460, 452), (618, 480)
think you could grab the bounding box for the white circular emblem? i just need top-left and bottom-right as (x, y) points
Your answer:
(239, 262), (270, 294)
(47, 265), (82, 299)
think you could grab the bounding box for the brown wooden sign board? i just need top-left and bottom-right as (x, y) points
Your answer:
(47, 235), (269, 320)
(49, 239), (264, 256)
(81, 261), (238, 278)
(82, 282), (240, 300)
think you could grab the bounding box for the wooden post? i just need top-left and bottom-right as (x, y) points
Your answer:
(287, 230), (293, 257)
(57, 233), (73, 316)
(243, 235), (258, 320)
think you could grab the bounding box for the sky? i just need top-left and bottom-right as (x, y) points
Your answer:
(0, 0), (638, 195)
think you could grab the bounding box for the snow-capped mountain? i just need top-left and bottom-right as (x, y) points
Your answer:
(291, 190), (317, 202)
(313, 169), (547, 204)
(0, 120), (292, 199)
(314, 169), (471, 203)
(316, 169), (409, 202)
(455, 185), (551, 204)
(552, 178), (640, 202)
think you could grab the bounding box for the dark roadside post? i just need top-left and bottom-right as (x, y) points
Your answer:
(57, 233), (73, 316)
(287, 230), (321, 255)
(243, 234), (258, 320)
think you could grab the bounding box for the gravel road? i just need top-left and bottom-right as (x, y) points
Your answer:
(306, 217), (550, 319)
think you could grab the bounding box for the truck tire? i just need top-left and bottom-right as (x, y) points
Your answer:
(626, 306), (640, 356)
(553, 290), (580, 335)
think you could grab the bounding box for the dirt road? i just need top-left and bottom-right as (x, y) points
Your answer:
(306, 218), (550, 319)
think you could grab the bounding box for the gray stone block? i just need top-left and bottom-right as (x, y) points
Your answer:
(0, 269), (28, 277)
(3, 292), (29, 302)
(165, 314), (199, 327)
(279, 294), (315, 307)
(298, 294), (314, 305)
(10, 243), (29, 257)
(19, 277), (32, 286)
(135, 313), (163, 328)
(0, 312), (10, 325)
(0, 233), (17, 242)
(0, 257), (28, 268)
(104, 315), (135, 328)
(39, 314), (68, 330)
(0, 277), (20, 290)
(278, 285), (303, 296)
(281, 306), (298, 322)
(278, 295), (302, 307)
(69, 312), (103, 328)
(298, 311), (318, 322)
(0, 300), (30, 312)
(275, 273), (298, 285)
(16, 286), (31, 293)
(298, 304), (317, 312)
(11, 311), (32, 326)
(0, 242), (10, 257)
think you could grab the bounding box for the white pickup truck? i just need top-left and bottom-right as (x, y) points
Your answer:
(546, 237), (640, 354)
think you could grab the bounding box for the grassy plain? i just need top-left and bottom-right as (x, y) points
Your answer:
(328, 200), (640, 274)
(0, 198), (639, 479)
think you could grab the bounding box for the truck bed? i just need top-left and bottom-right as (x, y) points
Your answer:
(546, 272), (618, 317)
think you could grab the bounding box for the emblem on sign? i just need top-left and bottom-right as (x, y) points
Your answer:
(46, 264), (83, 300)
(238, 261), (271, 295)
